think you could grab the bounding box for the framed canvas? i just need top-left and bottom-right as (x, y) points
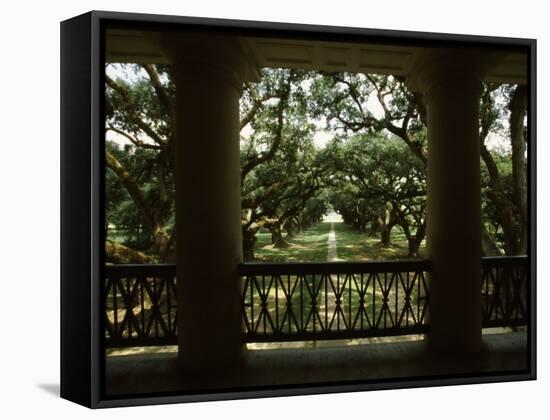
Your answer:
(60, 10), (536, 408)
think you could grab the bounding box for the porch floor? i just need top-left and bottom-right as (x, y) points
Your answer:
(105, 332), (528, 396)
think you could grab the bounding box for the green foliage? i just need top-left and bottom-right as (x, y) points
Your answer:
(320, 133), (426, 256)
(106, 64), (175, 144)
(104, 63), (526, 263)
(308, 72), (427, 160)
(105, 64), (175, 261)
(481, 148), (515, 250)
(240, 69), (331, 259)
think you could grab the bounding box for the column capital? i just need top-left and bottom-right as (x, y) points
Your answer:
(406, 48), (503, 98)
(160, 32), (260, 90)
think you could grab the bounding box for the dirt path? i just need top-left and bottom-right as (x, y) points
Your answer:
(327, 222), (339, 261)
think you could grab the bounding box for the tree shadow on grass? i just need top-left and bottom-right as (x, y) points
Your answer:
(256, 222), (332, 262)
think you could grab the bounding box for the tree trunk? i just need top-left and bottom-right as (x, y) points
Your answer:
(481, 145), (520, 255)
(379, 207), (397, 247)
(380, 225), (393, 247)
(153, 226), (172, 261)
(106, 151), (175, 262)
(477, 86), (520, 256)
(407, 222), (426, 257)
(243, 242), (255, 262)
(481, 226), (502, 256)
(401, 223), (414, 256)
(509, 84), (528, 254)
(408, 239), (418, 258)
(285, 220), (298, 239)
(368, 218), (380, 237)
(105, 240), (154, 264)
(242, 229), (257, 262)
(269, 224), (289, 248)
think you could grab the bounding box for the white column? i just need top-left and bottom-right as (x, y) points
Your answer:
(408, 49), (498, 353)
(165, 34), (254, 369)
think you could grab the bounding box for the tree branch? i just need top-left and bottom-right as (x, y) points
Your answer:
(240, 79), (292, 182)
(106, 75), (167, 147)
(106, 126), (162, 150)
(141, 64), (173, 116)
(105, 150), (155, 229)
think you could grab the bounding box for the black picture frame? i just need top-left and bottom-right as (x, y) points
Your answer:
(60, 10), (536, 409)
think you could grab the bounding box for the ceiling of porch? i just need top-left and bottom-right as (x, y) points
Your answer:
(105, 29), (528, 84)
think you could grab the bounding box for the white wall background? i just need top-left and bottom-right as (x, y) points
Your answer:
(0, 0), (547, 417)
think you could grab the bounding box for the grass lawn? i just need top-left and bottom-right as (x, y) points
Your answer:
(249, 221), (429, 344)
(254, 222), (331, 262)
(254, 221), (426, 262)
(333, 222), (426, 261)
(107, 229), (129, 244)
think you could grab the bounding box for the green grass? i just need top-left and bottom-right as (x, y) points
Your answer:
(109, 220), (426, 263)
(248, 222), (429, 337)
(107, 229), (128, 244)
(254, 221), (426, 262)
(254, 222), (332, 262)
(333, 222), (426, 261)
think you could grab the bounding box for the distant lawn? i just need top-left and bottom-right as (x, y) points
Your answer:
(254, 222), (331, 262)
(333, 222), (426, 261)
(107, 229), (128, 244)
(254, 221), (426, 262)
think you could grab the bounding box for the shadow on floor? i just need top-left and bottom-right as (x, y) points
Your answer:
(105, 332), (528, 396)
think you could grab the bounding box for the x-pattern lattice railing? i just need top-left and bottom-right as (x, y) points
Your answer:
(481, 256), (528, 328)
(104, 265), (177, 348)
(103, 256), (528, 347)
(239, 260), (431, 342)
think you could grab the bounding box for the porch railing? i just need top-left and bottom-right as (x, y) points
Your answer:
(104, 264), (177, 348)
(481, 256), (528, 328)
(104, 256), (528, 348)
(240, 260), (431, 342)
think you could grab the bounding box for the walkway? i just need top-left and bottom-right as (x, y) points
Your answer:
(327, 223), (338, 261)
